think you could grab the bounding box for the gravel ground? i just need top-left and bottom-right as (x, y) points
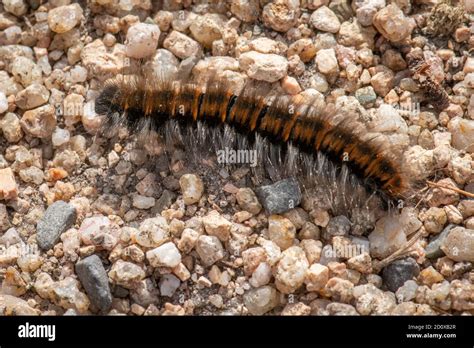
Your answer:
(0, 0), (473, 316)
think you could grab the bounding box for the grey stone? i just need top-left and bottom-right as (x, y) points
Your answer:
(75, 254), (112, 314)
(177, 54), (201, 80)
(36, 200), (77, 251)
(425, 224), (455, 259)
(325, 215), (352, 237)
(355, 86), (377, 106)
(382, 257), (420, 292)
(152, 189), (176, 214)
(255, 178), (302, 215)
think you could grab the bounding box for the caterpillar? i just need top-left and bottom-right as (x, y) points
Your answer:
(94, 70), (410, 232)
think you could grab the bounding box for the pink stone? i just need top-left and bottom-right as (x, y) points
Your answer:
(0, 168), (18, 200)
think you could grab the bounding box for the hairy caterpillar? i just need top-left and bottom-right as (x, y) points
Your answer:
(94, 71), (410, 232)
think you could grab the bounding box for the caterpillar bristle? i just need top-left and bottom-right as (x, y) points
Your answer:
(94, 72), (410, 230)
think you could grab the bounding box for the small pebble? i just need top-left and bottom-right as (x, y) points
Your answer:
(146, 242), (182, 268)
(20, 105), (56, 139)
(372, 4), (415, 42)
(310, 6), (341, 33)
(274, 246), (309, 294)
(440, 227), (474, 262)
(239, 51), (288, 83)
(256, 177), (302, 215)
(202, 210), (232, 242)
(75, 254), (112, 314)
(195, 235), (225, 266)
(48, 4), (83, 33)
(243, 285), (279, 315)
(36, 200), (77, 251)
(125, 23), (160, 59)
(382, 258), (420, 292)
(179, 174), (204, 205)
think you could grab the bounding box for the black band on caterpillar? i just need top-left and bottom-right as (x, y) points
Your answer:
(95, 74), (409, 222)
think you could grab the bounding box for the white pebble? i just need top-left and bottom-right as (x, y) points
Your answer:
(125, 23), (161, 59)
(159, 274), (180, 297)
(52, 127), (70, 147)
(146, 242), (182, 268)
(0, 92), (8, 114)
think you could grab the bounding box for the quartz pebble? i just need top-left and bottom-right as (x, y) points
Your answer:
(0, 113), (23, 143)
(402, 146), (434, 181)
(125, 23), (160, 59)
(53, 277), (90, 313)
(418, 266), (444, 287)
(372, 4), (415, 42)
(179, 174), (204, 205)
(316, 48), (339, 75)
(196, 235), (225, 266)
(132, 194), (155, 210)
(163, 31), (201, 60)
(353, 0), (386, 26)
(15, 84), (49, 110)
(440, 227), (474, 262)
(448, 118), (474, 153)
(249, 262), (272, 287)
(135, 217), (170, 248)
(262, 0), (299, 32)
(310, 6), (341, 33)
(243, 285), (279, 315)
(0, 294), (38, 315)
(395, 280), (418, 303)
(230, 0), (259, 22)
(11, 56), (42, 87)
(19, 166), (44, 185)
(36, 200), (77, 251)
(159, 274), (180, 297)
(274, 246), (309, 294)
(189, 13), (225, 48)
(236, 188), (262, 215)
(202, 210), (232, 242)
(52, 127), (70, 147)
(305, 263), (329, 291)
(268, 215), (296, 250)
(3, 0), (27, 16)
(75, 255), (112, 314)
(0, 92), (7, 113)
(0, 204), (10, 232)
(324, 277), (354, 303)
(239, 51), (288, 83)
(109, 260), (145, 289)
(20, 105), (56, 139)
(80, 39), (123, 81)
(0, 168), (18, 200)
(48, 4), (83, 33)
(79, 216), (118, 250)
(146, 242), (182, 268)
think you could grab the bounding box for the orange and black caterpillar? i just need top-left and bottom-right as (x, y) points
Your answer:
(95, 74), (409, 228)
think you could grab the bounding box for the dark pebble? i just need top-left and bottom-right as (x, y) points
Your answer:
(324, 215), (352, 237)
(36, 200), (77, 251)
(75, 255), (112, 314)
(255, 177), (302, 215)
(382, 257), (420, 292)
